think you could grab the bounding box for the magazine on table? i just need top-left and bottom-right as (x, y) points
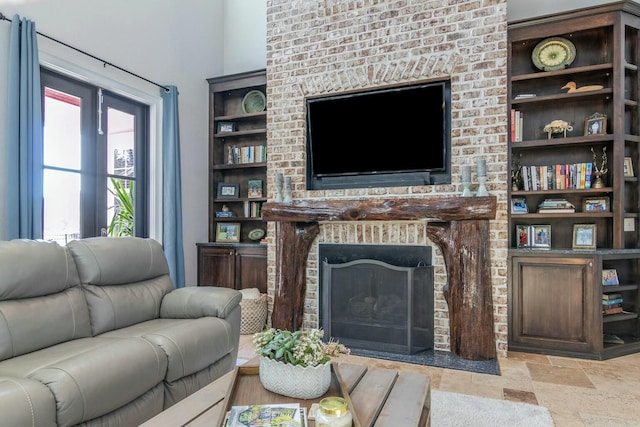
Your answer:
(224, 403), (307, 427)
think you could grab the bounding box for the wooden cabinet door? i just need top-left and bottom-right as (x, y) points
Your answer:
(235, 246), (267, 293)
(510, 255), (598, 354)
(198, 246), (236, 288)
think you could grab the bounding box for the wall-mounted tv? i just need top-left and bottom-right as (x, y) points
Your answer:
(305, 80), (451, 190)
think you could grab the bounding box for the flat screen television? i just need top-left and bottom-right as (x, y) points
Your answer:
(305, 80), (451, 190)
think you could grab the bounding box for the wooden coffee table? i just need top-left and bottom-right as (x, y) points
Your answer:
(141, 358), (430, 427)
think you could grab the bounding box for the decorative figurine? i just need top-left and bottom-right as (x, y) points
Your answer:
(543, 120), (573, 139)
(561, 81), (604, 93)
(591, 146), (608, 189)
(511, 154), (522, 191)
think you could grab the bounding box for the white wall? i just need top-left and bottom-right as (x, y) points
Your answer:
(0, 0), (226, 285)
(508, 0), (640, 21)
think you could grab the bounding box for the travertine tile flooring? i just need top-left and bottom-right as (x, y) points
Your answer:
(238, 335), (640, 426)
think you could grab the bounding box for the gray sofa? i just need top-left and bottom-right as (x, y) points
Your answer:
(0, 237), (242, 427)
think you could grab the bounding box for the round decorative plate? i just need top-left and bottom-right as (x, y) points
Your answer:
(242, 90), (266, 114)
(531, 37), (576, 71)
(248, 228), (265, 241)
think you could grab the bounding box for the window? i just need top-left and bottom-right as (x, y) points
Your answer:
(40, 69), (149, 244)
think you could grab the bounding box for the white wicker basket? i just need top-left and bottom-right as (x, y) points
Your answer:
(240, 293), (267, 335)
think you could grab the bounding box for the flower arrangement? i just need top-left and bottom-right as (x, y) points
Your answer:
(253, 328), (349, 368)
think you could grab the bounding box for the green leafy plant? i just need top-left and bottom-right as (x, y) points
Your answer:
(107, 178), (134, 237)
(253, 328), (349, 368)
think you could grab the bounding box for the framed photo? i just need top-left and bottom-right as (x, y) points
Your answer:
(217, 182), (240, 198)
(531, 224), (551, 249)
(584, 113), (607, 136)
(216, 223), (240, 243)
(582, 197), (609, 212)
(511, 198), (528, 214)
(573, 224), (597, 250)
(217, 121), (236, 133)
(247, 179), (263, 198)
(516, 225), (531, 248)
(602, 269), (620, 286)
(624, 157), (634, 177)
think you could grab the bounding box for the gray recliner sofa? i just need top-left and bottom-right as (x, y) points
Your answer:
(0, 237), (242, 427)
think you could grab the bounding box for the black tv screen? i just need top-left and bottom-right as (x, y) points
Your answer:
(306, 80), (451, 190)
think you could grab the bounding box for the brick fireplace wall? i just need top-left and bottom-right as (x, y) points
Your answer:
(265, 0), (509, 357)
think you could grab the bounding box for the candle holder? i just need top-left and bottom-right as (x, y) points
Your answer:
(476, 176), (489, 196)
(283, 176), (292, 203)
(275, 173), (284, 202)
(461, 165), (472, 197)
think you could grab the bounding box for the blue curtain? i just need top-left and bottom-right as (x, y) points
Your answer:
(161, 86), (185, 288)
(6, 15), (43, 239)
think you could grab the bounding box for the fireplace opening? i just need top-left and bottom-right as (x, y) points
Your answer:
(319, 244), (433, 355)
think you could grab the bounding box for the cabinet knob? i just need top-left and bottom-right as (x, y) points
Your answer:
(230, 251), (234, 255)
(588, 261), (593, 267)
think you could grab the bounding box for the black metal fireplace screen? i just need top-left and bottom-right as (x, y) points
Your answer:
(319, 244), (434, 355)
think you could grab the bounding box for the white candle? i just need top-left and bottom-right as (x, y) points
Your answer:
(476, 159), (487, 177)
(462, 165), (471, 182)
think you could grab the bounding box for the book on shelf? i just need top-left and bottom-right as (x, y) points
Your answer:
(537, 207), (576, 213)
(603, 306), (624, 315)
(602, 293), (622, 300)
(215, 211), (235, 218)
(225, 403), (307, 427)
(602, 298), (623, 306)
(537, 199), (575, 213)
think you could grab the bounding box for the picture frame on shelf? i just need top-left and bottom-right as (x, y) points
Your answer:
(216, 223), (240, 243)
(511, 198), (528, 214)
(516, 225), (531, 248)
(217, 182), (240, 198)
(573, 224), (597, 250)
(624, 157), (634, 177)
(582, 197), (609, 212)
(584, 113), (606, 136)
(217, 121), (236, 134)
(602, 268), (620, 286)
(532, 224), (551, 249)
(247, 179), (263, 198)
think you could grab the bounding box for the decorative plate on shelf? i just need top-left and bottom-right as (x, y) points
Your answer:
(531, 37), (576, 71)
(242, 90), (266, 114)
(248, 228), (265, 241)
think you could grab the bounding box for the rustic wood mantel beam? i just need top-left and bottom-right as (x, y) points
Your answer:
(262, 196), (497, 360)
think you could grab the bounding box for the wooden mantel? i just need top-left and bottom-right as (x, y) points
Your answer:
(261, 196), (497, 361)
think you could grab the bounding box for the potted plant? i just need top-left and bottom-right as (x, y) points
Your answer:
(253, 328), (349, 399)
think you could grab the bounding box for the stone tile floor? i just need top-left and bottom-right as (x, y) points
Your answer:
(238, 335), (640, 426)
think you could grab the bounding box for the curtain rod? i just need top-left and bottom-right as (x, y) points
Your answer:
(0, 12), (170, 92)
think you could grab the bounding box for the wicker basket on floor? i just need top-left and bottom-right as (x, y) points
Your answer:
(240, 293), (268, 335)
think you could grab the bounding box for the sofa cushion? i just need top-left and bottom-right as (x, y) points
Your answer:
(0, 376), (57, 427)
(0, 239), (80, 299)
(98, 317), (235, 382)
(68, 237), (174, 335)
(0, 337), (168, 427)
(0, 240), (91, 360)
(0, 287), (92, 361)
(68, 237), (170, 285)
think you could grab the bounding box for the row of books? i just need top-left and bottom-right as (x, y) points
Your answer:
(521, 163), (593, 191)
(510, 109), (524, 142)
(228, 145), (267, 164)
(602, 293), (624, 315)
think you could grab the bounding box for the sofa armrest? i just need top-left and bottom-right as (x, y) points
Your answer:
(0, 376), (57, 426)
(160, 287), (242, 319)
